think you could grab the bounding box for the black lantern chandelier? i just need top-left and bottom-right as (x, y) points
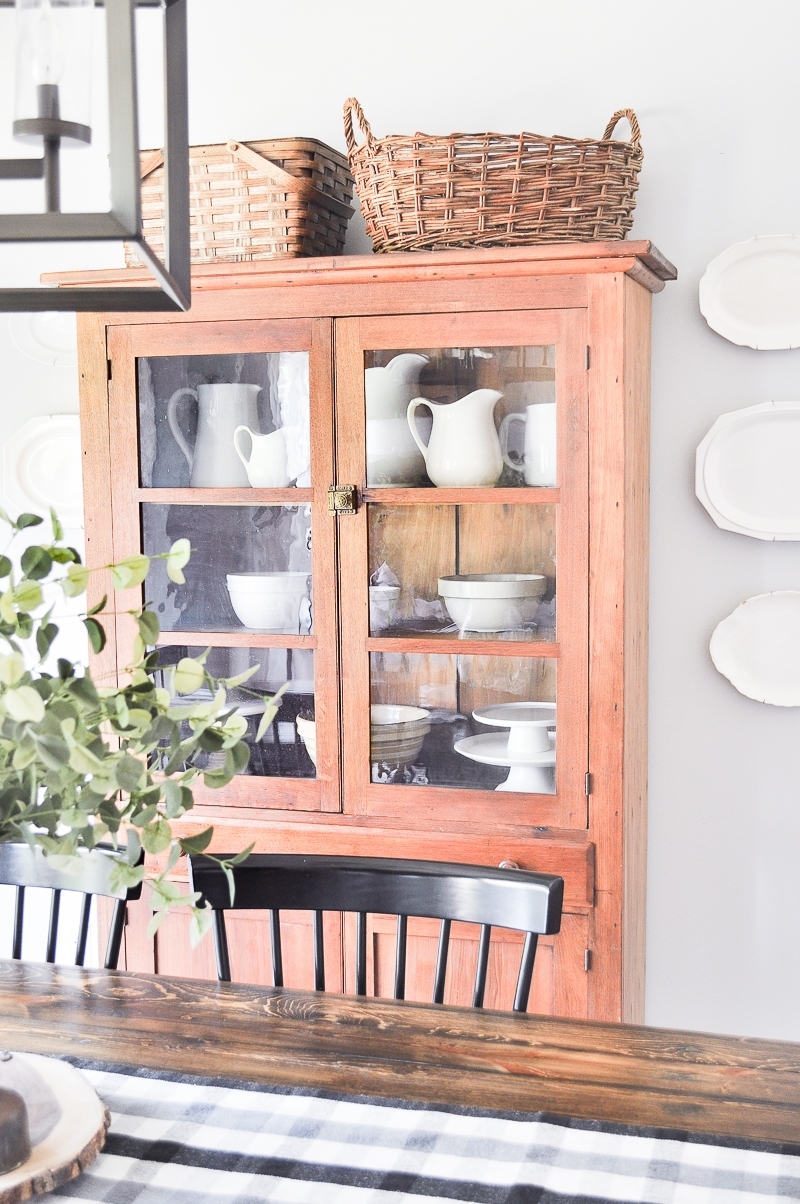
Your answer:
(0, 0), (190, 312)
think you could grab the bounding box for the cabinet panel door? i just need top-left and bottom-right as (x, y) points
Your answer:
(335, 310), (589, 830)
(99, 318), (340, 813)
(118, 895), (344, 992)
(343, 912), (589, 1017)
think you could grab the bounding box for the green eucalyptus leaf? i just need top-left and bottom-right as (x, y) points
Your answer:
(178, 826), (213, 856)
(13, 580), (42, 613)
(136, 610), (160, 645)
(139, 816), (172, 855)
(84, 617), (106, 654)
(108, 859), (145, 893)
(115, 753), (145, 793)
(112, 554), (149, 592)
(62, 564), (90, 597)
(86, 594), (107, 617)
(67, 675), (99, 707)
(146, 908), (170, 939)
(20, 546), (52, 581)
(36, 622), (59, 661)
(230, 740), (250, 774)
(50, 508), (63, 542)
(32, 733), (70, 769)
(5, 686), (45, 724)
(16, 513), (44, 530)
(0, 651), (25, 686)
(173, 658), (205, 696)
(0, 556), (12, 578)
(202, 766), (232, 789)
(189, 904), (214, 947)
(166, 538), (191, 585)
(124, 828), (142, 865)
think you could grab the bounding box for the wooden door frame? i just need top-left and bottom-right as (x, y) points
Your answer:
(102, 316), (341, 813)
(335, 309), (589, 830)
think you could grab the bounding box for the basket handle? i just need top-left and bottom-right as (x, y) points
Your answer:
(343, 97), (375, 155)
(602, 109), (641, 146)
(139, 149), (164, 180)
(226, 140), (353, 219)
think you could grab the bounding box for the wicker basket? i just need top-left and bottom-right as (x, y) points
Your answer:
(124, 137), (354, 267)
(343, 99), (643, 252)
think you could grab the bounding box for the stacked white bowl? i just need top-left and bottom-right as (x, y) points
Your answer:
(226, 572), (310, 632)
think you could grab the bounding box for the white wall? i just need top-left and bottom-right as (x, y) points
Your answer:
(2, 0), (800, 1039)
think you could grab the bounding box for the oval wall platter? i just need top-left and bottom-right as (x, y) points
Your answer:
(699, 235), (800, 349)
(710, 591), (800, 706)
(3, 415), (84, 528)
(696, 401), (800, 539)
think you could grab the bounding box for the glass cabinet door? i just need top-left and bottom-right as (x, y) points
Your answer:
(106, 318), (339, 812)
(335, 311), (588, 829)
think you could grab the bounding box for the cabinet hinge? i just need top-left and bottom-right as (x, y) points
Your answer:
(585, 346), (590, 370)
(584, 949), (592, 972)
(327, 484), (358, 515)
(107, 359), (112, 381)
(585, 772), (592, 795)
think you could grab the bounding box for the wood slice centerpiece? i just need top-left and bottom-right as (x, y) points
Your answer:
(0, 1055), (108, 1203)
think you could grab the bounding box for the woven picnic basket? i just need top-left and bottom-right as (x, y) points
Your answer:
(343, 99), (643, 251)
(124, 137), (354, 267)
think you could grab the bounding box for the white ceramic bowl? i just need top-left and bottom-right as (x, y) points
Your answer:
(296, 715), (317, 767)
(370, 704), (431, 763)
(438, 574), (546, 632)
(226, 572), (310, 632)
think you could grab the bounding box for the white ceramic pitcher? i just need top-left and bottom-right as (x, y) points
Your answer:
(233, 425), (293, 488)
(167, 383), (261, 487)
(407, 389), (504, 487)
(365, 352), (430, 486)
(499, 402), (557, 486)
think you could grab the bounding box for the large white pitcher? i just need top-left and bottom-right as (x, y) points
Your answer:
(365, 352), (429, 486)
(167, 384), (261, 487)
(407, 389), (504, 487)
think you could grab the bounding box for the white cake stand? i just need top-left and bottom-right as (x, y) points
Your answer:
(455, 702), (556, 793)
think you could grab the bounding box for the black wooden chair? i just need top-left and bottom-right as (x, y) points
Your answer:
(0, 843), (143, 969)
(188, 854), (564, 1013)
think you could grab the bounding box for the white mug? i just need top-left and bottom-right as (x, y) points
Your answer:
(233, 426), (293, 488)
(499, 403), (556, 486)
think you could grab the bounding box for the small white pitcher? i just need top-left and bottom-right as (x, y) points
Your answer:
(499, 403), (557, 486)
(233, 426), (293, 488)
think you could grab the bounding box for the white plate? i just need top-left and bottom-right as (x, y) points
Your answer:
(473, 702), (556, 727)
(8, 312), (78, 368)
(3, 415), (84, 527)
(710, 591), (800, 706)
(696, 401), (800, 539)
(455, 733), (556, 766)
(699, 236), (800, 349)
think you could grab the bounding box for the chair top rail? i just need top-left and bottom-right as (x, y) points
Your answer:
(0, 843), (142, 900)
(189, 854), (564, 936)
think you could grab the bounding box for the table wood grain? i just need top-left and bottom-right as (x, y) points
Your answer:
(0, 960), (797, 1144)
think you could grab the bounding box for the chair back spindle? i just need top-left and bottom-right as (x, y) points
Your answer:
(0, 843), (143, 970)
(189, 855), (564, 1014)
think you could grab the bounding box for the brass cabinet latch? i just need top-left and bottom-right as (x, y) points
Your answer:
(327, 484), (358, 514)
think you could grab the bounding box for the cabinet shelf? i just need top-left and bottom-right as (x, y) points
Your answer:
(365, 636), (559, 658)
(138, 488), (314, 506)
(362, 487), (559, 506)
(156, 631), (316, 649)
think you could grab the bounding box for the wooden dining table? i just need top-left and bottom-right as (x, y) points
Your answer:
(0, 958), (798, 1147)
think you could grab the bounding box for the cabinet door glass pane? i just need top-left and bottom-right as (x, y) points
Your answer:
(369, 652), (556, 793)
(154, 645), (315, 779)
(368, 503), (555, 641)
(143, 504), (312, 633)
(364, 346), (555, 489)
(138, 352), (310, 488)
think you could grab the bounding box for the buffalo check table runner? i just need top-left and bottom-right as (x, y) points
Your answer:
(44, 1059), (800, 1203)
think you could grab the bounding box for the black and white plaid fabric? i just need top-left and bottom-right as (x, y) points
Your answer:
(45, 1059), (800, 1203)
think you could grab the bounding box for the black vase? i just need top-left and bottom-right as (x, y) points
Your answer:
(0, 1086), (30, 1174)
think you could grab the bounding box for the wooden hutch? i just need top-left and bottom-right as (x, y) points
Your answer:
(68, 241), (675, 1022)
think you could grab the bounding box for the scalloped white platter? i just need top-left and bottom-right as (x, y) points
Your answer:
(699, 235), (800, 349)
(696, 401), (800, 539)
(710, 591), (800, 706)
(8, 313), (77, 368)
(3, 415), (83, 528)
